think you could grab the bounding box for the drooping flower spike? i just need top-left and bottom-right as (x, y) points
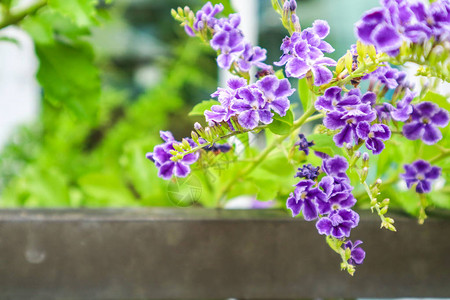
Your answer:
(146, 131), (199, 180)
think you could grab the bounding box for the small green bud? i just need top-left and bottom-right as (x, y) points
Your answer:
(172, 143), (184, 152)
(370, 198), (378, 207)
(360, 166), (368, 182)
(336, 56), (346, 75)
(385, 217), (394, 224)
(183, 6), (191, 16)
(171, 8), (177, 18)
(205, 127), (213, 141)
(381, 198), (390, 207)
(380, 206), (388, 215)
(191, 131), (199, 143)
(177, 7), (184, 17)
(345, 51), (353, 74)
(181, 138), (191, 150)
(346, 143), (354, 156)
(387, 223), (397, 232)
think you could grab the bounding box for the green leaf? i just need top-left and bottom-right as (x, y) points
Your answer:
(48, 0), (98, 28)
(34, 40), (100, 119)
(429, 191), (450, 209)
(298, 77), (311, 111)
(188, 99), (220, 116)
(309, 133), (342, 156)
(267, 109), (293, 135)
(78, 173), (137, 206)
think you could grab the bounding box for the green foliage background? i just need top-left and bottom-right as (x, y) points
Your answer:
(0, 0), (223, 207)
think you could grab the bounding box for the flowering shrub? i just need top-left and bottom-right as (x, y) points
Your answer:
(147, 0), (450, 275)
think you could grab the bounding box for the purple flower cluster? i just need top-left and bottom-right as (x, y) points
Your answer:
(402, 101), (449, 145)
(355, 0), (450, 56)
(363, 64), (407, 90)
(275, 20), (336, 85)
(401, 159), (441, 193)
(317, 87), (391, 154)
(186, 2), (270, 71)
(146, 131), (199, 180)
(295, 164), (320, 180)
(205, 75), (295, 129)
(295, 133), (314, 155)
(287, 156), (360, 239)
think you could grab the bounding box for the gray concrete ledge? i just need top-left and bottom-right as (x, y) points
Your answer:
(0, 208), (449, 299)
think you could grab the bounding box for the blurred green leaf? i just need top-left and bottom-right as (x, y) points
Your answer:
(188, 99), (220, 116)
(48, 0), (98, 27)
(298, 77), (311, 111)
(268, 109), (293, 135)
(34, 40), (100, 119)
(309, 133), (342, 157)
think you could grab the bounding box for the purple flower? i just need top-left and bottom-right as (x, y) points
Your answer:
(146, 131), (199, 180)
(322, 155), (350, 182)
(410, 0), (450, 42)
(295, 133), (314, 155)
(316, 209), (360, 238)
(355, 0), (433, 55)
(193, 2), (224, 31)
(402, 101), (449, 145)
(231, 86), (273, 129)
(375, 89), (415, 122)
(321, 155), (353, 193)
(204, 77), (246, 124)
(356, 122), (391, 155)
(295, 164), (320, 180)
(315, 87), (376, 112)
(237, 43), (270, 72)
(210, 15), (245, 69)
(344, 240), (366, 266)
(324, 102), (376, 147)
(401, 160), (441, 193)
(275, 20), (336, 85)
(286, 179), (326, 220)
(363, 65), (407, 89)
(391, 89), (415, 121)
(316, 176), (356, 215)
(255, 75), (295, 117)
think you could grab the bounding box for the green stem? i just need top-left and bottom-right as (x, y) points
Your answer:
(0, 0), (47, 29)
(217, 106), (317, 205)
(429, 148), (450, 163)
(176, 125), (267, 160)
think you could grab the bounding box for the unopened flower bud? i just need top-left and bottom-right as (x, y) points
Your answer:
(362, 152), (369, 161)
(194, 122), (203, 131)
(181, 138), (191, 150)
(289, 0), (297, 11)
(360, 166), (368, 182)
(381, 198), (390, 207)
(191, 131), (199, 143)
(172, 143), (183, 152)
(205, 127), (213, 141)
(291, 14), (301, 32)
